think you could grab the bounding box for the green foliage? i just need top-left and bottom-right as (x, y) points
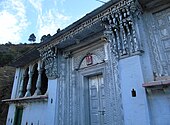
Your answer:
(0, 66), (15, 124)
(0, 52), (14, 67)
(28, 33), (36, 42)
(0, 43), (36, 67)
(18, 47), (31, 54)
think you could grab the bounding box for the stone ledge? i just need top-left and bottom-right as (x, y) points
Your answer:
(2, 95), (48, 104)
(143, 79), (170, 87)
(142, 79), (170, 94)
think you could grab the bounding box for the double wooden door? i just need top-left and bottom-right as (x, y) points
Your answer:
(88, 75), (106, 125)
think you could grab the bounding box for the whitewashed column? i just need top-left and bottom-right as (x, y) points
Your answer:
(25, 65), (34, 97)
(34, 61), (43, 96)
(18, 69), (26, 97)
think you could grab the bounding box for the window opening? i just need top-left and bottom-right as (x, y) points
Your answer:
(41, 63), (48, 95)
(23, 67), (29, 97)
(31, 63), (38, 95)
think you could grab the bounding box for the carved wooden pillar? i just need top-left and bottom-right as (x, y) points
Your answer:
(101, 0), (143, 125)
(25, 65), (34, 97)
(104, 28), (124, 125)
(34, 61), (43, 96)
(39, 46), (59, 80)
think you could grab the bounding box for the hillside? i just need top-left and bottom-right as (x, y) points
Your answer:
(0, 43), (37, 67)
(0, 66), (15, 124)
(0, 43), (37, 125)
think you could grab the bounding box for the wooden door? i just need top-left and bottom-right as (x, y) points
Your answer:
(14, 107), (23, 125)
(89, 75), (106, 125)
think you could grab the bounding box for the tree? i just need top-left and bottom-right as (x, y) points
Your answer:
(28, 33), (36, 43)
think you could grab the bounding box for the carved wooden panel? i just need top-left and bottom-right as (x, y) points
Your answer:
(73, 47), (105, 70)
(152, 8), (170, 75)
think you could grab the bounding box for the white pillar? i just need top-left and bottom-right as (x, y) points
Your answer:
(18, 69), (26, 97)
(34, 61), (43, 96)
(25, 65), (34, 97)
(120, 55), (150, 125)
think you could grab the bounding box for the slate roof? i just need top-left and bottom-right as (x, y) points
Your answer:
(9, 0), (118, 67)
(9, 46), (40, 67)
(37, 0), (119, 48)
(9, 0), (157, 67)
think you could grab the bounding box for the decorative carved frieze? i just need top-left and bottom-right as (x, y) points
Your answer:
(73, 47), (105, 70)
(146, 8), (170, 77)
(73, 53), (86, 70)
(106, 42), (124, 125)
(39, 46), (59, 79)
(57, 57), (66, 125)
(102, 0), (143, 59)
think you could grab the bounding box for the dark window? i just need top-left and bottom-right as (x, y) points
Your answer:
(41, 64), (48, 95)
(31, 63), (38, 95)
(23, 67), (29, 97)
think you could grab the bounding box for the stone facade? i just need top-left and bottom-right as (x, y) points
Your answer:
(3, 0), (170, 125)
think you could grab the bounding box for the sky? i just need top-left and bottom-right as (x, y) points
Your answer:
(0, 0), (110, 44)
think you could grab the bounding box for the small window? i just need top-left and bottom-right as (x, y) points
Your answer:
(22, 67), (29, 97)
(31, 63), (38, 95)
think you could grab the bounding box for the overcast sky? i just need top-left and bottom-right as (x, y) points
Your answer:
(0, 0), (110, 44)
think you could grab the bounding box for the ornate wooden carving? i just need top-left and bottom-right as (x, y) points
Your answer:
(39, 46), (59, 79)
(101, 0), (143, 124)
(146, 8), (170, 77)
(73, 47), (105, 70)
(102, 0), (143, 59)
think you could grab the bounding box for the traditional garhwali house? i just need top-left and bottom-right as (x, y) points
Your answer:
(3, 0), (170, 125)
